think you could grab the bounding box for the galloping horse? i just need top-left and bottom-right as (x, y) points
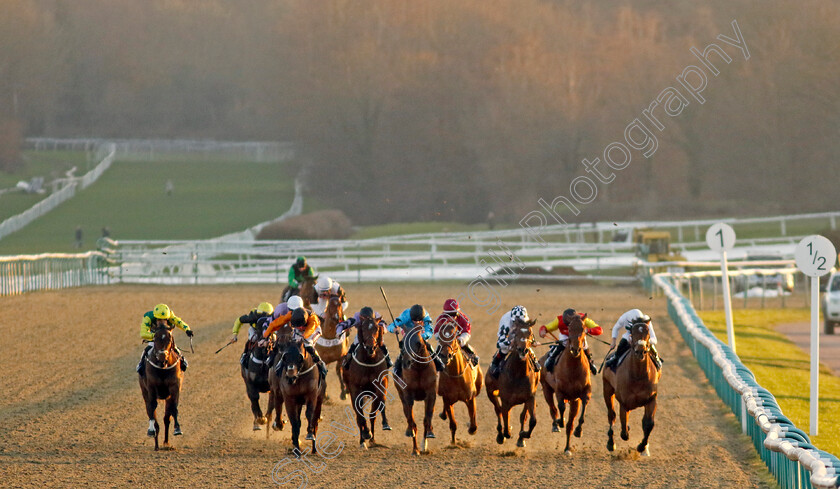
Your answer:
(281, 275), (318, 308)
(241, 319), (275, 431)
(315, 295), (351, 399)
(269, 340), (326, 453)
(436, 320), (482, 445)
(265, 322), (295, 437)
(138, 325), (183, 451)
(342, 314), (392, 449)
(539, 314), (591, 454)
(395, 325), (438, 455)
(603, 320), (661, 456)
(486, 318), (539, 447)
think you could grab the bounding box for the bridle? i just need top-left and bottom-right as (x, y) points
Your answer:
(149, 326), (179, 370)
(631, 323), (652, 359)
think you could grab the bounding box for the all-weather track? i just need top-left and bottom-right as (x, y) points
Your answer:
(0, 284), (775, 488)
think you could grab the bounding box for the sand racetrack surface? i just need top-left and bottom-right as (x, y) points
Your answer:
(0, 283), (776, 488)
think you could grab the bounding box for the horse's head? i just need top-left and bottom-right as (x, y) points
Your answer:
(630, 320), (652, 359)
(435, 320), (461, 366)
(511, 318), (536, 360)
(567, 314), (585, 358)
(403, 324), (432, 368)
(358, 315), (382, 356)
(153, 324), (174, 365)
(326, 294), (343, 322)
(283, 341), (308, 384)
(274, 323), (294, 348)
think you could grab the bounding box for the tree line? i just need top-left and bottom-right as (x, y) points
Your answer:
(1, 0), (838, 224)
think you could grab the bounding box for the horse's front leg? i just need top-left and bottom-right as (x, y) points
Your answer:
(542, 384), (560, 432)
(247, 383), (265, 430)
(619, 405), (630, 441)
(351, 391), (371, 448)
(305, 396), (321, 454)
(555, 392), (567, 430)
(144, 394), (160, 451)
(401, 396), (419, 455)
(574, 394), (589, 438)
(286, 400), (302, 452)
(563, 398), (580, 455)
(603, 381), (616, 452)
(422, 392), (436, 452)
(336, 361), (349, 400)
(637, 398), (657, 456)
(163, 397), (177, 450)
(518, 396), (537, 447)
(501, 403), (512, 443)
(466, 396), (478, 435)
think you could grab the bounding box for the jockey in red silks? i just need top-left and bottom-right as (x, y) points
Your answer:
(538, 308), (602, 375)
(433, 299), (479, 367)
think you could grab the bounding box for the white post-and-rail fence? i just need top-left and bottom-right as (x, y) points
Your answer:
(0, 145), (116, 242)
(655, 272), (840, 489)
(26, 138), (295, 164)
(0, 252), (113, 296)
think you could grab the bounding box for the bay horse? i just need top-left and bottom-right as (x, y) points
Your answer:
(269, 340), (326, 453)
(486, 317), (539, 448)
(138, 325), (183, 451)
(265, 323), (295, 438)
(539, 314), (591, 455)
(436, 320), (482, 445)
(342, 314), (393, 449)
(315, 295), (351, 400)
(395, 325), (438, 455)
(241, 319), (275, 431)
(603, 320), (661, 456)
(281, 274), (318, 308)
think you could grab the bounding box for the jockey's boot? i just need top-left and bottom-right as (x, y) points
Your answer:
(240, 340), (254, 368)
(433, 353), (446, 372)
(304, 344), (328, 378)
(544, 344), (560, 371)
(529, 348), (541, 372)
(380, 343), (394, 368)
(175, 346), (188, 372)
(137, 344), (152, 376)
(461, 343), (479, 366)
(488, 350), (504, 379)
(585, 349), (597, 375)
(343, 342), (358, 369)
(650, 344), (663, 370)
(608, 339), (631, 371)
(393, 354), (403, 380)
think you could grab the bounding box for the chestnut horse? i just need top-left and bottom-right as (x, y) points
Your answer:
(539, 314), (591, 455)
(138, 325), (183, 451)
(241, 319), (275, 431)
(436, 320), (482, 445)
(395, 325), (438, 455)
(315, 295), (351, 400)
(281, 275), (318, 308)
(342, 314), (393, 449)
(486, 318), (539, 447)
(603, 320), (661, 456)
(269, 340), (326, 453)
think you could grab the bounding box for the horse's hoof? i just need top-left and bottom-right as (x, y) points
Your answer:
(426, 431), (435, 439)
(360, 442), (368, 450)
(405, 428), (413, 438)
(516, 439), (526, 448)
(253, 424), (263, 431)
(552, 424), (560, 433)
(496, 433), (504, 445)
(272, 421), (283, 431)
(620, 431), (629, 441)
(340, 392), (348, 401)
(468, 425), (477, 435)
(607, 441), (615, 452)
(638, 444), (650, 456)
(305, 433), (315, 441)
(519, 431), (531, 440)
(564, 449), (572, 456)
(147, 429), (156, 437)
(382, 422), (392, 431)
(258, 416), (268, 425)
(362, 429), (371, 441)
(173, 426), (182, 436)
(412, 449), (420, 456)
(439, 412), (447, 420)
(574, 426), (582, 438)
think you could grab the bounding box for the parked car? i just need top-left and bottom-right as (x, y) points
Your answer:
(822, 271), (840, 334)
(735, 253), (794, 292)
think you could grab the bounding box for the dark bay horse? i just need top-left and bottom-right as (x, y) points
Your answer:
(281, 275), (318, 308)
(138, 325), (183, 451)
(486, 318), (539, 448)
(539, 314), (591, 455)
(603, 320), (661, 456)
(265, 323), (295, 437)
(269, 340), (326, 453)
(395, 325), (438, 455)
(315, 295), (351, 400)
(436, 320), (482, 445)
(241, 320), (275, 431)
(342, 314), (392, 449)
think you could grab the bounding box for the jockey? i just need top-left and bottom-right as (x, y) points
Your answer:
(230, 301), (274, 367)
(604, 309), (662, 371)
(137, 303), (192, 376)
(387, 304), (445, 378)
(488, 305), (540, 378)
(539, 308), (602, 375)
(311, 276), (349, 319)
(433, 299), (479, 367)
(284, 256), (315, 301)
(263, 295), (304, 367)
(264, 307), (328, 378)
(338, 306), (393, 369)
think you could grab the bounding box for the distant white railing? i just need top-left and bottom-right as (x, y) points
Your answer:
(0, 252), (112, 296)
(0, 145), (116, 241)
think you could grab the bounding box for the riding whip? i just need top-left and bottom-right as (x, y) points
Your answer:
(379, 286), (402, 347)
(587, 333), (612, 346)
(598, 345), (615, 374)
(215, 340), (235, 354)
(189, 336), (195, 354)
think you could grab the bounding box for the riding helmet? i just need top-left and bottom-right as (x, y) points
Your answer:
(631, 313), (651, 325)
(257, 301), (274, 315)
(510, 305), (529, 322)
(443, 298), (460, 314)
(296, 256), (307, 268)
(291, 308), (308, 328)
(287, 295), (304, 311)
(360, 306), (374, 318)
(409, 304), (426, 321)
(153, 303), (172, 320)
(562, 308), (577, 323)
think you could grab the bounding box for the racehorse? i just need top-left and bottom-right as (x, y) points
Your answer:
(603, 319), (661, 456)
(342, 314), (392, 449)
(539, 314), (591, 455)
(395, 325), (438, 455)
(315, 295), (351, 400)
(436, 320), (482, 445)
(265, 322), (295, 437)
(241, 319), (275, 431)
(486, 317), (539, 448)
(269, 340), (326, 453)
(281, 274), (318, 308)
(138, 325), (183, 451)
